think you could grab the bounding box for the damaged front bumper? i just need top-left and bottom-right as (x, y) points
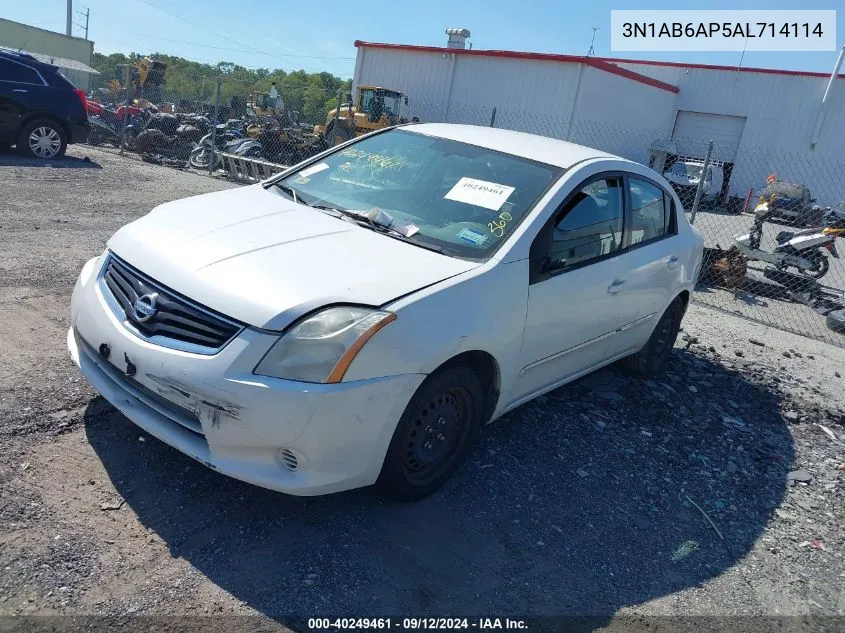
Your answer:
(68, 256), (424, 496)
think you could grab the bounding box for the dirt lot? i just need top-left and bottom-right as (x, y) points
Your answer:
(1, 147), (844, 630)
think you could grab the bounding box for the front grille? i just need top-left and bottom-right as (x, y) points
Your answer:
(101, 254), (242, 353)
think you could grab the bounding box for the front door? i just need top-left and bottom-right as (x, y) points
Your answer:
(514, 175), (629, 401)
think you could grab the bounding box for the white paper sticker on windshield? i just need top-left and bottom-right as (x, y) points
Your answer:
(298, 162), (329, 177)
(444, 177), (515, 211)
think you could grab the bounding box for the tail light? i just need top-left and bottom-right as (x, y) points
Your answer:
(74, 89), (88, 113)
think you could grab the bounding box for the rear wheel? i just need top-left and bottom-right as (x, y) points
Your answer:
(378, 367), (483, 501)
(18, 120), (66, 159)
(802, 252), (829, 280)
(622, 296), (685, 375)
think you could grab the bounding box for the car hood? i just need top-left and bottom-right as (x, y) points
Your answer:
(107, 184), (479, 329)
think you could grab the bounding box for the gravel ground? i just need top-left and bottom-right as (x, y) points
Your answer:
(1, 147), (844, 631)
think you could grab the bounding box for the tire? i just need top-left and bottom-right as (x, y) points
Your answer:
(826, 309), (845, 334)
(802, 252), (829, 280)
(189, 144), (217, 170)
(17, 119), (67, 159)
(377, 366), (483, 501)
(622, 296), (685, 376)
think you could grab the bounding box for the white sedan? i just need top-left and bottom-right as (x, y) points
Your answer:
(68, 123), (703, 500)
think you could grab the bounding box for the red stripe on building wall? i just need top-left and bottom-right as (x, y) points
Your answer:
(582, 57), (679, 93)
(353, 41), (679, 93)
(354, 40), (843, 83)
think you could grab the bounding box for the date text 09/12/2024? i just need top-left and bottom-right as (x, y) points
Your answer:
(307, 618), (528, 630)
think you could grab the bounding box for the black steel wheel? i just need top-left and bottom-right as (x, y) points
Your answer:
(378, 366), (483, 501)
(621, 296), (685, 376)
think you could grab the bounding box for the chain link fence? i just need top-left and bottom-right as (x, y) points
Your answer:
(85, 67), (348, 171)
(80, 83), (845, 346)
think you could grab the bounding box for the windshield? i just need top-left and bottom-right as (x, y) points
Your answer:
(670, 162), (704, 179)
(360, 89), (402, 118)
(275, 129), (562, 259)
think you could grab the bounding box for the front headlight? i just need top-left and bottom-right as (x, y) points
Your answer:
(254, 307), (396, 383)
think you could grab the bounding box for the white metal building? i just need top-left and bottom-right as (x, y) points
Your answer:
(0, 19), (95, 90)
(353, 33), (845, 203)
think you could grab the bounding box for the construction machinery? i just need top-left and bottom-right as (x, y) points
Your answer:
(101, 58), (166, 104)
(315, 85), (414, 146)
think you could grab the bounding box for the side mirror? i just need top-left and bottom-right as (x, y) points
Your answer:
(541, 256), (567, 273)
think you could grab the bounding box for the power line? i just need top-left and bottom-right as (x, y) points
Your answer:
(131, 32), (353, 60)
(135, 0), (287, 60)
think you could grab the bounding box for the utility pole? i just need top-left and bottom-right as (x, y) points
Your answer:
(587, 26), (599, 57)
(74, 7), (90, 39)
(66, 0), (72, 37)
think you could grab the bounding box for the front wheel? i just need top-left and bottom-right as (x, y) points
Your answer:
(189, 144), (217, 170)
(378, 367), (483, 501)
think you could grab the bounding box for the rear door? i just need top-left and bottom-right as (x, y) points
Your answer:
(0, 57), (47, 142)
(606, 175), (682, 357)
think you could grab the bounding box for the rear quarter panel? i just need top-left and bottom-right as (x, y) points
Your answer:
(23, 85), (86, 134)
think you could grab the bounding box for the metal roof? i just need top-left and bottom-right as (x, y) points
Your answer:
(0, 46), (99, 74)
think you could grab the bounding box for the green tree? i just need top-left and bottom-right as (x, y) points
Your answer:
(90, 50), (347, 120)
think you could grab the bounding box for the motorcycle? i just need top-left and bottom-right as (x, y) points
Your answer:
(733, 200), (844, 280)
(134, 122), (209, 161)
(187, 123), (248, 170)
(86, 102), (146, 146)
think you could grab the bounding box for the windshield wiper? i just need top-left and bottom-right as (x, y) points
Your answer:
(323, 206), (444, 254)
(275, 183), (299, 204)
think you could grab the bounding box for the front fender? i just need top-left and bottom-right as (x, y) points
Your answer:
(342, 260), (529, 414)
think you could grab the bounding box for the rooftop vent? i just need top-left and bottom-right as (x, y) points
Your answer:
(446, 28), (471, 49)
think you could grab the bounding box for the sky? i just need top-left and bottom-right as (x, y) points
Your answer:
(2, 0), (842, 79)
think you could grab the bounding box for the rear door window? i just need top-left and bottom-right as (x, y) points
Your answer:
(0, 59), (43, 84)
(628, 178), (670, 246)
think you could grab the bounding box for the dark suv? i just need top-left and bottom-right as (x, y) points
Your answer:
(0, 50), (88, 159)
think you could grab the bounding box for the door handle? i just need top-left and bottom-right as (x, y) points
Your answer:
(667, 255), (679, 269)
(12, 89), (28, 93)
(607, 279), (625, 294)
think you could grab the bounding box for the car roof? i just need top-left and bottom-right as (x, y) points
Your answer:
(0, 49), (56, 73)
(406, 122), (625, 169)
